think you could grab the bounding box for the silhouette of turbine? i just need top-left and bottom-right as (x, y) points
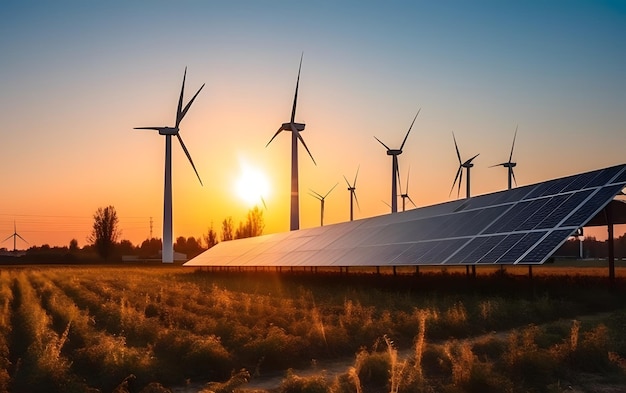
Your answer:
(374, 108), (420, 213)
(450, 132), (479, 199)
(491, 126), (518, 190)
(310, 183), (338, 227)
(344, 166), (360, 221)
(2, 221), (28, 252)
(266, 53), (316, 231)
(135, 68), (204, 263)
(398, 166), (417, 212)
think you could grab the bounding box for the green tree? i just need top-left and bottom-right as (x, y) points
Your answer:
(69, 238), (79, 252)
(235, 206), (265, 239)
(88, 205), (120, 260)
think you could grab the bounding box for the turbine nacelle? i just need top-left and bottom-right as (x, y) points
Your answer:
(387, 149), (402, 156)
(281, 122), (305, 132)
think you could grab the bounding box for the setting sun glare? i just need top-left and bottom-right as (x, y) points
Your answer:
(235, 161), (271, 207)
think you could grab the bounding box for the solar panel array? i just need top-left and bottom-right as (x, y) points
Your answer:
(185, 163), (626, 268)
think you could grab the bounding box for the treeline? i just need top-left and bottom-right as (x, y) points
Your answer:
(557, 235), (626, 259)
(0, 206), (265, 263)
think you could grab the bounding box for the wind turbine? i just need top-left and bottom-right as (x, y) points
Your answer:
(266, 54), (316, 231)
(374, 108), (420, 213)
(135, 68), (204, 263)
(309, 183), (338, 227)
(491, 126), (518, 190)
(450, 132), (479, 199)
(398, 166), (417, 212)
(3, 221), (28, 252)
(344, 166), (360, 221)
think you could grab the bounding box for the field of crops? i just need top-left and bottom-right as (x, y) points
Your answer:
(0, 265), (625, 393)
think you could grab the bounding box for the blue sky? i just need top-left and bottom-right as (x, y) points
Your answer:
(0, 1), (624, 247)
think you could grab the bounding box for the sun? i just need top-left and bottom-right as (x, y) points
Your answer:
(235, 162), (270, 206)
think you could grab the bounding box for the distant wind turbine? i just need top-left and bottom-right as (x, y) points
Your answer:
(398, 166), (417, 212)
(450, 132), (479, 199)
(310, 183), (338, 227)
(491, 126), (518, 190)
(135, 68), (204, 263)
(3, 221), (28, 252)
(344, 166), (360, 221)
(266, 53), (316, 231)
(374, 108), (420, 213)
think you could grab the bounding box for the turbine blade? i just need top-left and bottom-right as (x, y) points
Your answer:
(511, 168), (518, 186)
(16, 234), (28, 244)
(343, 175), (351, 188)
(400, 108), (420, 150)
(405, 165), (411, 194)
(292, 124), (316, 165)
(458, 168), (463, 198)
(374, 136), (391, 151)
(324, 182), (339, 198)
(452, 131), (462, 164)
(309, 189), (323, 200)
(381, 200), (391, 209)
(407, 195), (417, 208)
(260, 196), (268, 210)
(178, 83), (205, 127)
(354, 191), (361, 211)
(489, 163), (507, 168)
(463, 153), (480, 166)
(266, 127), (284, 147)
(509, 125), (518, 163)
(176, 134), (203, 186)
(2, 234), (13, 243)
(353, 165), (360, 186)
(449, 166), (462, 197)
(176, 67), (187, 126)
(134, 127), (162, 130)
(291, 53), (303, 123)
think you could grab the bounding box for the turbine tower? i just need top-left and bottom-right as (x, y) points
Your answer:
(3, 221), (28, 252)
(491, 126), (518, 190)
(310, 183), (338, 227)
(344, 166), (360, 221)
(398, 167), (417, 212)
(135, 68), (204, 263)
(450, 132), (479, 199)
(266, 54), (316, 231)
(374, 108), (420, 213)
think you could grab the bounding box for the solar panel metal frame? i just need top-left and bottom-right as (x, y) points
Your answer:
(185, 164), (626, 268)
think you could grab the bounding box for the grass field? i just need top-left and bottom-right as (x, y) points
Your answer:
(0, 264), (625, 392)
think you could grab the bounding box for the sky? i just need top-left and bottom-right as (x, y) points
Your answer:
(0, 1), (625, 248)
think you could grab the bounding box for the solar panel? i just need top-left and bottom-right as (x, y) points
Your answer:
(185, 163), (626, 268)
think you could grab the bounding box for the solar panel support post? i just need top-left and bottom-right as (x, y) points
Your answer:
(376, 266), (380, 275)
(528, 265), (533, 279)
(471, 265), (476, 278)
(393, 266), (397, 276)
(605, 204), (615, 289)
(415, 266), (419, 276)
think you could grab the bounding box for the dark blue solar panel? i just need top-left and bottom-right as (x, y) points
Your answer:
(459, 235), (507, 264)
(497, 231), (547, 264)
(398, 242), (438, 264)
(586, 165), (625, 188)
(534, 190), (594, 229)
(516, 195), (569, 231)
(519, 229), (575, 264)
(417, 239), (464, 264)
(483, 199), (547, 234)
(561, 171), (599, 192)
(561, 184), (625, 227)
(611, 167), (626, 184)
(446, 236), (492, 264)
(478, 233), (526, 264)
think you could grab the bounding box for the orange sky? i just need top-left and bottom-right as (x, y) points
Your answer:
(0, 2), (625, 248)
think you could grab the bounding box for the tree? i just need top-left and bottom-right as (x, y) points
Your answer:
(88, 205), (120, 260)
(204, 222), (219, 249)
(69, 238), (79, 252)
(139, 238), (161, 258)
(222, 217), (234, 241)
(235, 206), (265, 239)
